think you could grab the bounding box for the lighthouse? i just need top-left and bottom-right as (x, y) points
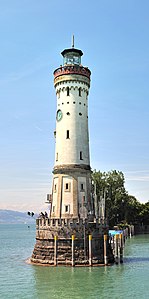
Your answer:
(31, 40), (113, 266)
(51, 38), (92, 220)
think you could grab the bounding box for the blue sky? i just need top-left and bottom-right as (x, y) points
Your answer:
(0, 0), (149, 212)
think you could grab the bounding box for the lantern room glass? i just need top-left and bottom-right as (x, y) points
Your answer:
(63, 52), (81, 65)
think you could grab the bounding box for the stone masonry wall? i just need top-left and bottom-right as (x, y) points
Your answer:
(31, 218), (114, 266)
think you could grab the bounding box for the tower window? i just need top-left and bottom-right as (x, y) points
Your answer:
(67, 87), (69, 96)
(66, 112), (70, 115)
(79, 113), (82, 116)
(52, 206), (55, 213)
(73, 101), (76, 104)
(79, 87), (81, 97)
(65, 205), (70, 213)
(80, 151), (83, 160)
(65, 182), (71, 192)
(67, 102), (69, 104)
(66, 130), (70, 139)
(54, 184), (57, 192)
(56, 153), (58, 161)
(81, 183), (84, 191)
(79, 102), (81, 105)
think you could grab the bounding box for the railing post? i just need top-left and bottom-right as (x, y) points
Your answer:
(89, 235), (92, 266)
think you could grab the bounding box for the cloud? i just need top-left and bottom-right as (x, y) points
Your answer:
(0, 59), (48, 84)
(34, 125), (43, 132)
(124, 170), (149, 182)
(125, 170), (149, 174)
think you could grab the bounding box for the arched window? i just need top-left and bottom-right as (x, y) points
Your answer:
(57, 91), (60, 99)
(79, 87), (81, 97)
(66, 130), (70, 139)
(67, 87), (69, 96)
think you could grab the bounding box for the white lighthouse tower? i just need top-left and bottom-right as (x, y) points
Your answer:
(51, 38), (92, 220)
(31, 40), (113, 266)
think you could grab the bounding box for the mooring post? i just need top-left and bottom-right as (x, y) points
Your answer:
(54, 235), (58, 266)
(115, 234), (119, 264)
(112, 235), (115, 251)
(104, 234), (108, 265)
(129, 226), (132, 238)
(72, 234), (75, 267)
(89, 234), (92, 266)
(119, 233), (123, 263)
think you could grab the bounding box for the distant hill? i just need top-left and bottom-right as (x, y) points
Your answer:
(0, 210), (37, 224)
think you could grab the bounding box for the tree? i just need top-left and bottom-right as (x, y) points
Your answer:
(93, 170), (141, 227)
(125, 195), (142, 224)
(139, 201), (149, 225)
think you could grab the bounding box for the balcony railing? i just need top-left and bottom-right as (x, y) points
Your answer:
(54, 65), (91, 80)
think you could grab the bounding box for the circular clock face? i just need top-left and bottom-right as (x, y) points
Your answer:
(56, 109), (63, 121)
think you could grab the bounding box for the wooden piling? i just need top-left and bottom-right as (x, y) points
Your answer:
(54, 235), (58, 266)
(129, 226), (132, 238)
(89, 234), (92, 266)
(115, 234), (119, 264)
(119, 233), (123, 263)
(72, 235), (75, 267)
(104, 234), (108, 265)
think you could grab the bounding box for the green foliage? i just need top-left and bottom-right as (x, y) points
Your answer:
(139, 202), (149, 225)
(92, 170), (147, 227)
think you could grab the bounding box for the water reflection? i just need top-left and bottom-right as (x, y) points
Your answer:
(125, 257), (149, 263)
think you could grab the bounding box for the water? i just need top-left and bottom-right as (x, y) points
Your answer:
(0, 224), (149, 299)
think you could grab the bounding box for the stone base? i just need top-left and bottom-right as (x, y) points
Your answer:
(31, 218), (114, 266)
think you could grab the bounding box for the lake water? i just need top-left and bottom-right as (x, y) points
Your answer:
(0, 224), (149, 299)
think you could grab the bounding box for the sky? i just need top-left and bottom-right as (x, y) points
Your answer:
(0, 0), (149, 213)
